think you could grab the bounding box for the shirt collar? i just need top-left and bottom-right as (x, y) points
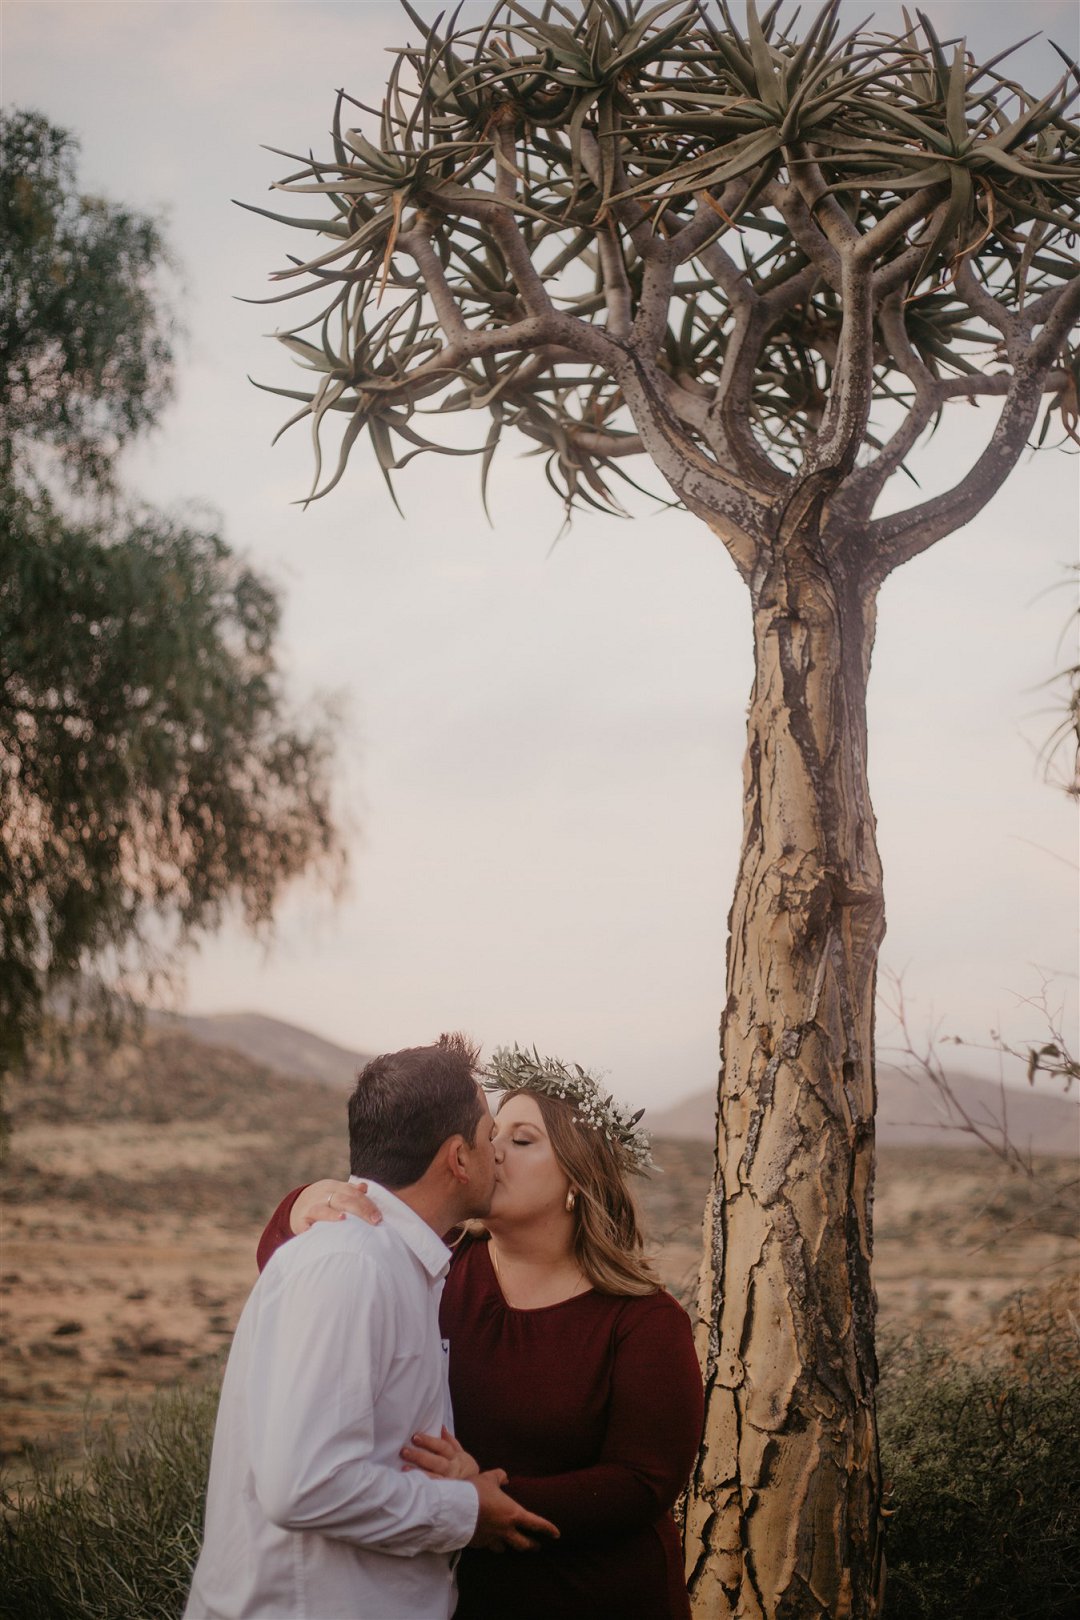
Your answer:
(348, 1176), (453, 1280)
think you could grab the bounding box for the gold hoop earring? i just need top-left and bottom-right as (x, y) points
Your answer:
(565, 1189), (576, 1213)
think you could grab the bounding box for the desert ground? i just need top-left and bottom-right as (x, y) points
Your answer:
(2, 1028), (1077, 1470)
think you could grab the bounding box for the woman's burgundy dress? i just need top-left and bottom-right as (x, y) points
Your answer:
(258, 1192), (704, 1620)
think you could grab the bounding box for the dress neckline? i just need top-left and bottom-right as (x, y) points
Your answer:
(482, 1238), (597, 1314)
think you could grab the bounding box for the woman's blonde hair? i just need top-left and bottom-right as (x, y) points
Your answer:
(500, 1088), (660, 1297)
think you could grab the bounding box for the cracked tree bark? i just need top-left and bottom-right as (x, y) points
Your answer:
(685, 523), (885, 1620)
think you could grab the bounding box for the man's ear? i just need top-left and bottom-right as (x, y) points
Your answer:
(444, 1134), (470, 1186)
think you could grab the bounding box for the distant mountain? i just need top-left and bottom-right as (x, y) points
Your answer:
(649, 1062), (1079, 1156)
(148, 1009), (370, 1091)
(141, 1009), (1078, 1156)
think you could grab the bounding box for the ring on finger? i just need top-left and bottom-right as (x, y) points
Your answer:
(327, 1192), (336, 1210)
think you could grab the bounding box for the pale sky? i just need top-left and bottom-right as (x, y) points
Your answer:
(5, 0), (1078, 1109)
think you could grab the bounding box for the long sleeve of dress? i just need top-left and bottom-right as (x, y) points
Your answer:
(501, 1292), (703, 1543)
(256, 1185), (307, 1272)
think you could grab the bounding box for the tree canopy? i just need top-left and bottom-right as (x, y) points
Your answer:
(0, 111), (174, 493)
(0, 110), (342, 1072)
(252, 0), (1079, 552)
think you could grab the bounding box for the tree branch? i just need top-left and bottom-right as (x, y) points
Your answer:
(424, 174), (555, 324)
(580, 129), (668, 263)
(871, 199), (953, 298)
(399, 219), (467, 341)
(766, 178), (844, 292)
(953, 260), (1022, 343)
(695, 232), (759, 314)
(631, 252), (678, 356)
(838, 262), (1074, 524)
(786, 149), (861, 255)
(760, 260), (821, 319)
(363, 313), (617, 398)
(616, 354), (770, 579)
(853, 182), (950, 266)
(812, 257), (876, 472)
(595, 219), (633, 337)
(1027, 273), (1080, 369)
(838, 293), (938, 511)
(703, 299), (790, 494)
(673, 183), (751, 268)
(566, 427), (644, 458)
(864, 363), (1051, 581)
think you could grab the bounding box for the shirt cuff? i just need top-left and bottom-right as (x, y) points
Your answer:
(429, 1477), (479, 1552)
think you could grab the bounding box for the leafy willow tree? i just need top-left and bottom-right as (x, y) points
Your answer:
(252, 4), (1080, 1614)
(0, 110), (342, 1076)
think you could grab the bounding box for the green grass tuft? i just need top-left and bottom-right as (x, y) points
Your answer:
(0, 1383), (218, 1620)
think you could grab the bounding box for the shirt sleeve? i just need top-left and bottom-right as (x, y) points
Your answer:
(503, 1293), (704, 1543)
(247, 1248), (479, 1556)
(256, 1186), (308, 1272)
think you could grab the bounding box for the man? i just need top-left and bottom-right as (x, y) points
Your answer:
(185, 1033), (556, 1619)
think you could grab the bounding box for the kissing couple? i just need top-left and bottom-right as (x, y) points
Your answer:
(186, 1033), (704, 1618)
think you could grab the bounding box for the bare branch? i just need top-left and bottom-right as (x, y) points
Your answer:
(703, 303), (789, 494)
(631, 253), (677, 357)
(953, 260), (1023, 343)
(854, 183), (950, 266)
(672, 183), (751, 269)
(655, 370), (713, 434)
(580, 129), (667, 263)
(865, 364), (1049, 581)
(767, 178), (844, 292)
(1028, 274), (1080, 369)
(880, 971), (1079, 1205)
(616, 355), (769, 579)
(786, 149), (861, 256)
(374, 312), (617, 399)
(398, 220), (467, 341)
(595, 220), (633, 338)
(813, 258), (876, 471)
(1024, 277), (1076, 330)
(872, 199), (954, 298)
(568, 427), (644, 458)
(761, 260), (821, 319)
(424, 186), (555, 324)
(837, 294), (938, 512)
(695, 233), (759, 313)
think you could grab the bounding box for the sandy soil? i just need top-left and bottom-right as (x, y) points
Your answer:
(3, 1124), (1075, 1469)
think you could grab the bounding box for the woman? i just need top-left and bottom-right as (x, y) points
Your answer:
(258, 1047), (704, 1620)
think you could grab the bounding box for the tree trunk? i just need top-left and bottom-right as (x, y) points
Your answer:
(684, 526), (886, 1619)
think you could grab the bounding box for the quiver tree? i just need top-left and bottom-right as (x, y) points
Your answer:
(252, 3), (1080, 1614)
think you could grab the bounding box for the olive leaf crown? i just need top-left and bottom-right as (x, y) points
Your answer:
(483, 1044), (656, 1173)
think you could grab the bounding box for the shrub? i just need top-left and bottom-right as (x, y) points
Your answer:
(0, 1382), (217, 1620)
(3, 1293), (1077, 1618)
(879, 1288), (1080, 1620)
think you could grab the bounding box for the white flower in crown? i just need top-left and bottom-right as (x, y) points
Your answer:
(483, 1045), (656, 1172)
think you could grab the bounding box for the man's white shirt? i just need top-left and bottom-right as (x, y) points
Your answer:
(185, 1183), (479, 1620)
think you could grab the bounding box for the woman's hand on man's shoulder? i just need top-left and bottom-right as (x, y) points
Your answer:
(289, 1179), (382, 1234)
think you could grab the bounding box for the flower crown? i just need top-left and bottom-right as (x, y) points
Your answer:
(483, 1045), (656, 1172)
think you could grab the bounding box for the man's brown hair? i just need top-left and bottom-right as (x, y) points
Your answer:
(347, 1032), (484, 1187)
